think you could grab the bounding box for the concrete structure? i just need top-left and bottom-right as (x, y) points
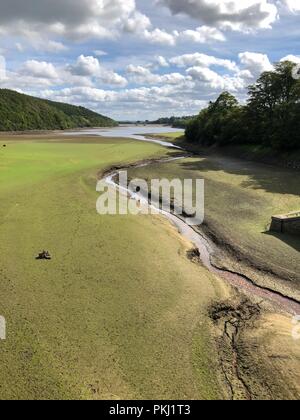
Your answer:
(270, 211), (300, 236)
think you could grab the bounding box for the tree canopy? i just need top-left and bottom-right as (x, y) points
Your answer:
(185, 62), (300, 151)
(0, 89), (117, 131)
(151, 115), (195, 129)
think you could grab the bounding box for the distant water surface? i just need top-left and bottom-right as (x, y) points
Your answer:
(65, 125), (184, 148)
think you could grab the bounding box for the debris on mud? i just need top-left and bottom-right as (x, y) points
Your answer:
(186, 248), (201, 263)
(36, 250), (52, 260)
(209, 298), (261, 400)
(209, 299), (261, 324)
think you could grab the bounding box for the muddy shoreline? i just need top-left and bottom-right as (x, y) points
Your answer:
(146, 133), (300, 172)
(99, 156), (300, 316)
(143, 134), (300, 299)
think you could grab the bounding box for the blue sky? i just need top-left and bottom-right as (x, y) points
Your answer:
(0, 0), (299, 120)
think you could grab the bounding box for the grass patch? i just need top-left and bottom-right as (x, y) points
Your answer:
(145, 132), (184, 143)
(157, 132), (184, 139)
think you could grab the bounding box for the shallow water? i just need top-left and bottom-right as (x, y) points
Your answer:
(65, 125), (184, 148)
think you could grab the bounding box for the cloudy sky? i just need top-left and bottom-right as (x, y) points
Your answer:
(0, 0), (299, 120)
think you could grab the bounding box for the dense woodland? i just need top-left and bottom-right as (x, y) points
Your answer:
(151, 115), (194, 128)
(0, 89), (117, 131)
(186, 61), (300, 151)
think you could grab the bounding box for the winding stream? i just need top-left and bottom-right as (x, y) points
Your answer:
(97, 127), (300, 315)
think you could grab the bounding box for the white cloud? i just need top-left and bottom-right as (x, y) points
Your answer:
(68, 55), (127, 86)
(0, 56), (7, 80)
(280, 54), (300, 63)
(0, 55), (127, 90)
(100, 70), (128, 87)
(0, 0), (271, 50)
(43, 40), (68, 53)
(238, 52), (273, 78)
(0, 0), (143, 40)
(155, 56), (169, 68)
(143, 28), (177, 46)
(178, 26), (226, 43)
(126, 64), (187, 85)
(39, 85), (196, 108)
(93, 50), (108, 57)
(186, 66), (245, 91)
(69, 55), (101, 77)
(142, 25), (226, 46)
(22, 60), (59, 79)
(123, 11), (152, 33)
(12, 34), (67, 54)
(170, 53), (238, 72)
(126, 64), (153, 78)
(13, 51), (274, 120)
(15, 43), (25, 52)
(282, 0), (300, 12)
(0, 0), (227, 48)
(35, 75), (237, 120)
(159, 0), (278, 31)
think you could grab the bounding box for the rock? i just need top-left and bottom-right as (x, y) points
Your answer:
(186, 248), (201, 263)
(36, 250), (52, 260)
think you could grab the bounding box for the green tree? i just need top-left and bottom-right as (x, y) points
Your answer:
(0, 89), (117, 131)
(185, 62), (300, 152)
(247, 61), (300, 150)
(186, 92), (243, 146)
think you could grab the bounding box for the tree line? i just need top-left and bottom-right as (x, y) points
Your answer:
(185, 61), (300, 151)
(151, 115), (195, 129)
(0, 89), (117, 131)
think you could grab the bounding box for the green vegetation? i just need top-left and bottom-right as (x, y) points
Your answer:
(186, 61), (300, 151)
(0, 89), (117, 131)
(151, 115), (195, 129)
(156, 131), (184, 139)
(0, 134), (226, 400)
(145, 131), (184, 143)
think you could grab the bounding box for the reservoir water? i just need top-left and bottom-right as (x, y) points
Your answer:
(65, 125), (184, 148)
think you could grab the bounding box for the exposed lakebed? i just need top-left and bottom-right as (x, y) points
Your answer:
(87, 127), (300, 315)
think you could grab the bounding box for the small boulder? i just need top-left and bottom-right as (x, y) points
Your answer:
(186, 248), (201, 263)
(36, 250), (52, 260)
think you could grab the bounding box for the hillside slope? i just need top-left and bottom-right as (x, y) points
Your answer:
(0, 89), (117, 131)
